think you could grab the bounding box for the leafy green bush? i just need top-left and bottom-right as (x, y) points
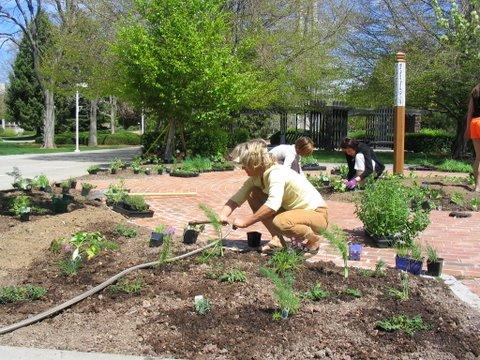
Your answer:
(355, 176), (431, 246)
(0, 285), (47, 304)
(105, 181), (129, 204)
(103, 131), (141, 145)
(123, 195), (149, 211)
(228, 127), (250, 147)
(11, 195), (31, 216)
(38, 131), (140, 146)
(186, 127), (229, 156)
(270, 128), (311, 146)
(32, 175), (50, 189)
(302, 283), (330, 301)
(405, 129), (454, 154)
(348, 130), (366, 139)
(436, 159), (472, 173)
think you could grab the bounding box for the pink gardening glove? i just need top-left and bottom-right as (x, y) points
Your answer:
(346, 178), (357, 190)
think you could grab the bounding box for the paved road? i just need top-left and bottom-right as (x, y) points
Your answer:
(0, 147), (141, 190)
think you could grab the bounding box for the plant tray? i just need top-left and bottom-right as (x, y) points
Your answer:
(302, 165), (326, 171)
(170, 172), (199, 178)
(408, 165), (437, 171)
(364, 229), (394, 248)
(112, 204), (154, 218)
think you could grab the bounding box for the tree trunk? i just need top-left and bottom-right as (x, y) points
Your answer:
(452, 116), (467, 159)
(109, 96), (117, 134)
(42, 89), (55, 148)
(164, 117), (176, 161)
(89, 99), (98, 147)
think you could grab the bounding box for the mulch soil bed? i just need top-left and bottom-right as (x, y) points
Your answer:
(0, 206), (479, 359)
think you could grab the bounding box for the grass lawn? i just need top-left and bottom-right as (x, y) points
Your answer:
(0, 142), (133, 156)
(312, 150), (472, 172)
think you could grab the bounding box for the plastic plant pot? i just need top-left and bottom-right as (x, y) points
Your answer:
(348, 243), (362, 261)
(62, 193), (74, 202)
(427, 258), (444, 277)
(281, 309), (289, 319)
(149, 232), (164, 247)
(144, 169), (151, 175)
(395, 255), (410, 272)
(81, 189), (91, 197)
(247, 231), (262, 247)
(70, 181), (77, 189)
(183, 229), (199, 244)
(133, 169), (140, 174)
(407, 259), (423, 275)
(20, 212), (30, 222)
(52, 198), (69, 214)
(111, 169), (117, 175)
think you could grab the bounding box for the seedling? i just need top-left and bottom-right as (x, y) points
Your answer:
(81, 183), (96, 196)
(268, 249), (303, 275)
(115, 224), (138, 238)
(0, 285), (47, 304)
(331, 177), (347, 193)
(194, 295), (212, 315)
(59, 258), (83, 276)
(302, 283), (330, 301)
(153, 164), (165, 174)
(450, 192), (465, 206)
(33, 175), (50, 189)
(471, 198), (480, 211)
(426, 244), (439, 263)
(321, 226), (349, 278)
(108, 279), (143, 295)
(373, 259), (387, 277)
(376, 314), (428, 336)
(158, 226), (175, 264)
(272, 311), (283, 321)
(218, 269), (247, 283)
(344, 288), (362, 298)
(410, 242), (423, 261)
(109, 158), (124, 173)
(131, 159), (142, 173)
(388, 271), (409, 301)
(10, 195), (31, 216)
(260, 267), (300, 318)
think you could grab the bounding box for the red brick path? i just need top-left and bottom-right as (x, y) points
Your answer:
(85, 170), (480, 297)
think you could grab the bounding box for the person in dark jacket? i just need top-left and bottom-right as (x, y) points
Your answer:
(340, 138), (385, 190)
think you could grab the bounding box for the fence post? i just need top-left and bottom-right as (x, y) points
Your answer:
(394, 52), (406, 174)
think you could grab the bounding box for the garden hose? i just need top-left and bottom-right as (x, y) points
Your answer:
(0, 240), (221, 336)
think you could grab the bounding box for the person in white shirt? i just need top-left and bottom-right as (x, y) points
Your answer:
(269, 137), (315, 175)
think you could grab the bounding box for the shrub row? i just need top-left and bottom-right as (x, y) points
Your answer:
(405, 129), (454, 154)
(36, 131), (141, 146)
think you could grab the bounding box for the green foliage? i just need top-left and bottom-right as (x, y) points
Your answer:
(471, 198), (480, 211)
(0, 285), (47, 304)
(272, 311), (283, 321)
(436, 159), (472, 173)
(218, 269), (247, 283)
(81, 183), (96, 192)
(87, 165), (100, 174)
(51, 196), (69, 214)
(115, 224), (138, 238)
(388, 271), (410, 301)
(344, 288), (362, 298)
(197, 246), (223, 264)
(194, 297), (212, 315)
(260, 267), (300, 317)
(374, 259), (387, 278)
(268, 249), (304, 275)
(405, 129), (454, 154)
(450, 192), (465, 206)
(158, 227), (175, 264)
(427, 245), (439, 263)
(181, 157), (213, 172)
(331, 177), (347, 193)
(49, 131), (141, 146)
(186, 127), (230, 157)
(338, 164), (349, 178)
(50, 238), (64, 253)
(109, 158), (125, 172)
(104, 181), (129, 204)
(59, 258), (83, 276)
(123, 195), (149, 212)
(302, 283), (330, 301)
(199, 203), (223, 239)
(376, 315), (428, 336)
(300, 155), (318, 165)
(131, 158), (142, 172)
(11, 195), (31, 216)
(320, 226), (349, 278)
(410, 242), (423, 261)
(356, 176), (431, 246)
(154, 164), (165, 174)
(32, 175), (50, 189)
(108, 279), (143, 295)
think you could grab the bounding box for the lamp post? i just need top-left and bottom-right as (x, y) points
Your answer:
(394, 52), (406, 174)
(75, 83), (88, 153)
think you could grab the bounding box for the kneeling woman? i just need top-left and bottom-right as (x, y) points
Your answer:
(340, 138), (385, 190)
(219, 141), (328, 254)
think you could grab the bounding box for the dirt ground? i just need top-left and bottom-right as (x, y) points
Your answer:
(0, 204), (479, 359)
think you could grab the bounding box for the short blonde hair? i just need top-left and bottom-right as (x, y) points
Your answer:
(231, 141), (276, 171)
(295, 136), (315, 155)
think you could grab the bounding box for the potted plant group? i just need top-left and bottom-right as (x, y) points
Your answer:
(170, 165), (199, 178)
(183, 223), (205, 244)
(87, 165), (100, 175)
(11, 195), (31, 221)
(81, 183), (96, 197)
(113, 194), (154, 218)
(395, 242), (423, 275)
(426, 244), (444, 277)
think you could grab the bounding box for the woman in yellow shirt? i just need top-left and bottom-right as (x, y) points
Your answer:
(219, 141), (328, 254)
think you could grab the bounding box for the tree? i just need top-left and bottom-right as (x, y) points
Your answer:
(114, 0), (262, 159)
(5, 27), (44, 133)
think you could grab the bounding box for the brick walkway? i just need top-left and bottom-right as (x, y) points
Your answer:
(85, 170), (480, 297)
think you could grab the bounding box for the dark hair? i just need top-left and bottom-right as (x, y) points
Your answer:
(340, 138), (359, 150)
(469, 84), (480, 116)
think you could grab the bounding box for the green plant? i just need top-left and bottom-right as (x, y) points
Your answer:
(339, 164), (349, 178)
(376, 315), (428, 336)
(344, 288), (362, 298)
(33, 174), (49, 189)
(182, 156), (213, 172)
(194, 297), (212, 315)
(426, 244), (439, 263)
(272, 311), (283, 321)
(60, 180), (70, 192)
(87, 165), (100, 174)
(81, 183), (96, 192)
(153, 164), (165, 174)
(301, 155), (318, 165)
(450, 192), (465, 206)
(158, 226), (175, 264)
(388, 271), (410, 301)
(356, 176), (431, 246)
(410, 242), (423, 261)
(131, 158), (142, 172)
(374, 259), (387, 277)
(154, 224), (166, 233)
(218, 269), (247, 283)
(59, 258), (83, 276)
(471, 198), (480, 211)
(268, 249), (304, 275)
(50, 238), (64, 253)
(320, 226), (349, 278)
(436, 159), (472, 173)
(115, 224), (138, 238)
(260, 267), (300, 317)
(108, 279), (143, 295)
(10, 195), (31, 216)
(104, 181), (128, 204)
(123, 195), (149, 211)
(395, 245), (410, 258)
(331, 177), (347, 193)
(109, 158), (124, 173)
(7, 167), (31, 191)
(0, 285), (47, 304)
(302, 283), (330, 301)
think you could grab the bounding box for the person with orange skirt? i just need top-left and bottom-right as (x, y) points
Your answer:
(465, 84), (480, 192)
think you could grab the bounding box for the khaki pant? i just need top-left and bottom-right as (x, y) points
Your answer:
(247, 187), (328, 240)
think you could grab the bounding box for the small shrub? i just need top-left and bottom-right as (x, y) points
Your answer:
(268, 249), (303, 275)
(374, 259), (387, 277)
(109, 158), (124, 173)
(260, 267), (300, 317)
(331, 177), (347, 193)
(10, 195), (31, 216)
(158, 226), (175, 264)
(131, 158), (142, 172)
(376, 315), (428, 336)
(104, 181), (128, 204)
(115, 224), (138, 238)
(471, 198), (480, 211)
(405, 129), (454, 154)
(426, 244), (439, 263)
(0, 285), (47, 304)
(195, 297), (212, 315)
(344, 288), (362, 298)
(33, 175), (50, 189)
(450, 192), (465, 206)
(123, 195), (149, 211)
(81, 183), (96, 192)
(218, 269), (247, 283)
(302, 283), (330, 301)
(321, 226), (349, 278)
(108, 279), (143, 295)
(87, 165), (100, 174)
(154, 164), (165, 174)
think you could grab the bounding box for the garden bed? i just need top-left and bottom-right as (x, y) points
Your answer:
(0, 207), (479, 359)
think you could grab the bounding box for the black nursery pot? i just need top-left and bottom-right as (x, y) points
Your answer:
(63, 193), (74, 202)
(183, 229), (199, 244)
(144, 169), (151, 175)
(427, 259), (444, 277)
(247, 231), (262, 247)
(133, 169), (140, 174)
(149, 232), (164, 247)
(20, 212), (30, 222)
(81, 189), (91, 197)
(70, 181), (77, 189)
(111, 169), (117, 174)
